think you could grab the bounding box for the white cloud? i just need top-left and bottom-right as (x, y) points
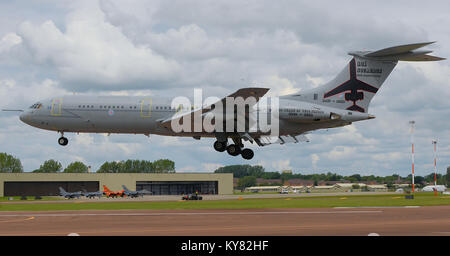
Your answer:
(0, 33), (22, 53)
(311, 154), (319, 169)
(271, 159), (292, 171)
(202, 163), (224, 172)
(15, 2), (180, 91)
(326, 146), (357, 161)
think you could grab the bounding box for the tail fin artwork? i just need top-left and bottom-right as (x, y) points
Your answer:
(288, 42), (445, 113)
(102, 185), (112, 192)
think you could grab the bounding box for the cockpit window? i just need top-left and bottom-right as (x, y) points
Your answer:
(29, 103), (43, 109)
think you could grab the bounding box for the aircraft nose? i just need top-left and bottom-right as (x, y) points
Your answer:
(19, 112), (26, 122)
(19, 111), (31, 124)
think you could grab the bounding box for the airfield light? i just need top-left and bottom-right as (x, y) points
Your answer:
(432, 140), (438, 196)
(409, 121), (415, 193)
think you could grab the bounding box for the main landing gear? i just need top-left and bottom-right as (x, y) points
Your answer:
(58, 132), (68, 146)
(213, 139), (254, 160)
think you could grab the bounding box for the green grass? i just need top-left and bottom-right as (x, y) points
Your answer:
(0, 196), (62, 202)
(233, 192), (281, 195)
(0, 193), (449, 212)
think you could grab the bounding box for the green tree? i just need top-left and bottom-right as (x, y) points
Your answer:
(33, 159), (62, 173)
(96, 159), (172, 173)
(237, 176), (257, 190)
(153, 159), (175, 173)
(446, 166), (450, 185)
(261, 172), (281, 179)
(214, 165), (265, 178)
(63, 161), (88, 173)
(96, 161), (123, 173)
(348, 174), (362, 182)
(0, 152), (23, 173)
(352, 184), (360, 189)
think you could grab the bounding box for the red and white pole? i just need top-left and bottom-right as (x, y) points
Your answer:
(432, 140), (437, 196)
(409, 121), (415, 193)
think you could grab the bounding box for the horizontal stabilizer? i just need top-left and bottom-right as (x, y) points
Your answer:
(364, 42), (435, 57)
(398, 54), (445, 61)
(349, 41), (445, 61)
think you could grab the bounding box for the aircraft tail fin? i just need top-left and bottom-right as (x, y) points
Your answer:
(102, 185), (111, 192)
(122, 185), (130, 192)
(286, 42), (444, 113)
(59, 187), (66, 194)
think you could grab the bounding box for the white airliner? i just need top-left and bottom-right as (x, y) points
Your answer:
(9, 42), (444, 160)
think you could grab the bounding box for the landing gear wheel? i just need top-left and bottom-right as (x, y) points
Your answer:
(213, 141), (227, 152)
(241, 148), (254, 160)
(226, 144), (241, 156)
(58, 137), (68, 146)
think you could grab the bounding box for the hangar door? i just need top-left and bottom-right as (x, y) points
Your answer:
(136, 181), (218, 195)
(4, 181), (99, 196)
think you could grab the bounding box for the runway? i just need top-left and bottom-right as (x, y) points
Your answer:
(0, 206), (449, 236)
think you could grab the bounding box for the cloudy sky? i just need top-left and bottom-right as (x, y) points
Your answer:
(0, 0), (449, 176)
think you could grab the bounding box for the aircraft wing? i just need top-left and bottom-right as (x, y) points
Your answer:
(159, 87), (270, 132)
(254, 133), (310, 147)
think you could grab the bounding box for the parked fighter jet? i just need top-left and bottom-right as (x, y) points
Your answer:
(59, 187), (82, 199)
(102, 185), (125, 198)
(13, 42), (444, 160)
(82, 189), (103, 199)
(122, 185), (152, 198)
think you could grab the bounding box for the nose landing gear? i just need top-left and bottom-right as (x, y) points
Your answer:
(58, 132), (68, 146)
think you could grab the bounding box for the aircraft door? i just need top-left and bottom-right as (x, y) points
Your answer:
(140, 99), (152, 118)
(50, 98), (62, 116)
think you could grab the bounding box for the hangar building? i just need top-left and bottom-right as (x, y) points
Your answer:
(0, 173), (233, 197)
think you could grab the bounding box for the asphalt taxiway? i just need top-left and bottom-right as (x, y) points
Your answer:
(0, 206), (449, 236)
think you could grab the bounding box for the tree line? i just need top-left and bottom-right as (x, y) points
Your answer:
(0, 152), (175, 173)
(214, 164), (450, 189)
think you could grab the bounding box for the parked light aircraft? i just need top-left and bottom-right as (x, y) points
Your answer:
(122, 185), (152, 198)
(11, 42), (444, 160)
(59, 187), (82, 199)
